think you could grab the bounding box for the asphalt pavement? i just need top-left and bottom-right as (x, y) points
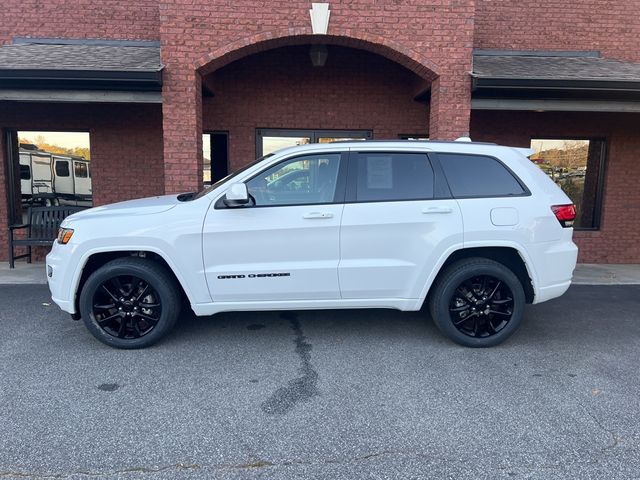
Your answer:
(1, 284), (639, 479)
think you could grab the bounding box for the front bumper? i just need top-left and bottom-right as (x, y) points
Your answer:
(46, 241), (78, 314)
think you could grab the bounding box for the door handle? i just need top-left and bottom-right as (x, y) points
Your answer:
(303, 212), (334, 219)
(422, 206), (453, 214)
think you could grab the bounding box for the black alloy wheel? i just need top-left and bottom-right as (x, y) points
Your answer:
(448, 275), (514, 338)
(428, 257), (525, 348)
(79, 257), (181, 349)
(92, 275), (162, 339)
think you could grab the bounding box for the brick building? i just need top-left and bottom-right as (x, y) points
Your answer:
(1, 0), (639, 263)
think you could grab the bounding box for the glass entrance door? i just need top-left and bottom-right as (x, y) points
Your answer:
(257, 129), (372, 156)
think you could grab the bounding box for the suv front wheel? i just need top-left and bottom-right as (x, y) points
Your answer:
(429, 258), (525, 347)
(79, 257), (181, 349)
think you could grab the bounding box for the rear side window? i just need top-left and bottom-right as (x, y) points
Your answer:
(55, 161), (70, 177)
(438, 153), (526, 197)
(355, 152), (434, 202)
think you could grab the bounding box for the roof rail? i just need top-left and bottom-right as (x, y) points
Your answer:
(329, 139), (497, 145)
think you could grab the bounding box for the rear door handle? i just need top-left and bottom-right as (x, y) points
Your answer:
(422, 206), (453, 214)
(303, 212), (334, 219)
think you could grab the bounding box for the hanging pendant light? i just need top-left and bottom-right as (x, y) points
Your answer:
(309, 45), (328, 67)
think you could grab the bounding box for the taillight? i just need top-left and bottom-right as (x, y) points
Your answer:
(551, 204), (576, 228)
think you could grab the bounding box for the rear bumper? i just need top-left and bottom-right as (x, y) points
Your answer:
(535, 280), (572, 303)
(529, 236), (578, 304)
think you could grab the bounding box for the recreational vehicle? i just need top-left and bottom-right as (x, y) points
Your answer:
(19, 144), (92, 207)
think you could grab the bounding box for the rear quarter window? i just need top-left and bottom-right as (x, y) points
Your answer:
(438, 153), (526, 198)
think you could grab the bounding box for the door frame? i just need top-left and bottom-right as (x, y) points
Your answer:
(203, 130), (230, 184)
(255, 128), (372, 157)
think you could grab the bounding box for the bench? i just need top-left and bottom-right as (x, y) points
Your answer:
(9, 206), (84, 268)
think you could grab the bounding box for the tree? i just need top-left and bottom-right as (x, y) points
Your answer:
(18, 136), (91, 160)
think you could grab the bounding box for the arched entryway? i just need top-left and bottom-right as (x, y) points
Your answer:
(162, 31), (470, 193)
(201, 44), (432, 176)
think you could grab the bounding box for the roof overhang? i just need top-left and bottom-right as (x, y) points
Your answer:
(0, 89), (161, 104)
(0, 39), (163, 101)
(472, 50), (640, 111)
(472, 98), (640, 113)
(0, 69), (162, 92)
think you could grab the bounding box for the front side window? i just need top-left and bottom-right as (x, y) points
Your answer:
(355, 152), (434, 202)
(246, 153), (342, 206)
(438, 154), (525, 198)
(530, 139), (606, 230)
(55, 161), (70, 177)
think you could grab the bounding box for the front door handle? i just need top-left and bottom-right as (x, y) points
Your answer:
(422, 206), (453, 214)
(303, 212), (334, 219)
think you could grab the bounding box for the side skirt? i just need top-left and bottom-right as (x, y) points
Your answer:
(190, 298), (421, 316)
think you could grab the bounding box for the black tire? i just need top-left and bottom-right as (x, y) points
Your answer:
(428, 257), (525, 348)
(79, 257), (181, 349)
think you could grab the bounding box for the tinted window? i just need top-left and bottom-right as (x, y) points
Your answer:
(55, 161), (70, 177)
(355, 153), (434, 202)
(439, 154), (525, 197)
(74, 161), (88, 178)
(246, 153), (341, 206)
(20, 165), (31, 180)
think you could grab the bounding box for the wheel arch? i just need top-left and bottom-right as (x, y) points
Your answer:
(420, 244), (536, 308)
(72, 249), (194, 317)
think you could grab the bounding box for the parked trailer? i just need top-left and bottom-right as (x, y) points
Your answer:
(52, 154), (92, 207)
(19, 144), (92, 207)
(19, 146), (55, 206)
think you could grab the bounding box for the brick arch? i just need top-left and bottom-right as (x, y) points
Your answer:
(195, 28), (439, 80)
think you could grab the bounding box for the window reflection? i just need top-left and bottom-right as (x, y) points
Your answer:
(18, 131), (92, 208)
(530, 139), (605, 229)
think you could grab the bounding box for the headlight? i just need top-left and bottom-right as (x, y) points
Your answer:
(57, 227), (74, 245)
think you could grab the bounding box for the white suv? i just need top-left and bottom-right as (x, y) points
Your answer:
(46, 141), (578, 349)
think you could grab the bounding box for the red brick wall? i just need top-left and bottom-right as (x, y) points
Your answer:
(0, 102), (163, 261)
(161, 0), (476, 193)
(203, 46), (429, 169)
(474, 0), (640, 63)
(0, 0), (159, 45)
(471, 110), (640, 264)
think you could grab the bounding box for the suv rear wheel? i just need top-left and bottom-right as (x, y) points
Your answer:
(79, 257), (181, 349)
(429, 258), (525, 347)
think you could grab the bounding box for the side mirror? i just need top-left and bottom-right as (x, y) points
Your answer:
(223, 183), (250, 207)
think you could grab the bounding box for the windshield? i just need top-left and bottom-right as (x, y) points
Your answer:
(193, 153), (274, 200)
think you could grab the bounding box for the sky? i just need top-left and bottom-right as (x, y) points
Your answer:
(19, 131), (90, 149)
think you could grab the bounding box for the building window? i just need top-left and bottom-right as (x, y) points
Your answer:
(530, 139), (606, 230)
(398, 134), (429, 141)
(256, 129), (372, 157)
(17, 131), (92, 209)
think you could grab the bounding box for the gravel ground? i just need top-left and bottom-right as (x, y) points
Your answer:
(1, 284), (639, 479)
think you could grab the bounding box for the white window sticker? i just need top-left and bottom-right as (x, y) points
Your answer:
(367, 156), (393, 189)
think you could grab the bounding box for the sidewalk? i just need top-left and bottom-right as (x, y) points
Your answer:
(2, 261), (640, 286)
(0, 262), (47, 284)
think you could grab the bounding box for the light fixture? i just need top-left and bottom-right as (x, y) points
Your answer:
(309, 45), (328, 67)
